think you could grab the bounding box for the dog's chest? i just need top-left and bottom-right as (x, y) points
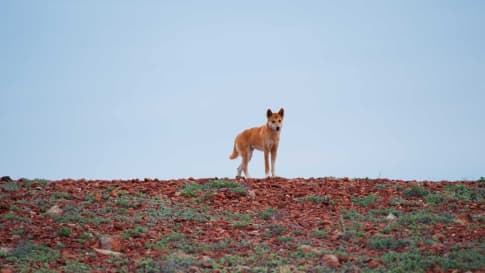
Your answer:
(265, 138), (275, 148)
(250, 137), (277, 151)
(264, 136), (279, 149)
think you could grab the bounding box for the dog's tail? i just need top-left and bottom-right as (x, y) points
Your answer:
(229, 142), (239, 160)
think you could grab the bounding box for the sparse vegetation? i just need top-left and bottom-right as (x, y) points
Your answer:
(180, 182), (202, 197)
(426, 192), (446, 205)
(297, 194), (334, 205)
(445, 184), (484, 202)
(352, 194), (378, 207)
(2, 213), (31, 223)
(180, 179), (248, 198)
(439, 247), (485, 271)
(403, 185), (429, 198)
(1, 241), (59, 272)
(115, 195), (140, 208)
(367, 235), (410, 250)
(265, 224), (286, 237)
(58, 227), (71, 237)
(398, 210), (454, 226)
(342, 209), (366, 220)
(229, 212), (252, 228)
(146, 232), (196, 253)
(1, 178), (482, 272)
(0, 181), (20, 191)
(122, 225), (147, 239)
(77, 233), (94, 243)
(49, 204), (87, 224)
(310, 228), (327, 239)
(259, 207), (278, 220)
(61, 260), (92, 273)
(380, 251), (434, 273)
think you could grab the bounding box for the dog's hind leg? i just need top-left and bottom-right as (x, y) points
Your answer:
(236, 146), (247, 177)
(241, 150), (250, 178)
(248, 147), (254, 162)
(237, 163), (243, 177)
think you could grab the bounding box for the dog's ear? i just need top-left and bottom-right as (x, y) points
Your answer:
(278, 108), (284, 118)
(267, 109), (273, 118)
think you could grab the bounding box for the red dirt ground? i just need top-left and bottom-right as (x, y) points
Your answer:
(1, 177), (484, 272)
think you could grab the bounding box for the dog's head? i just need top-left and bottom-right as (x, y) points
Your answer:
(266, 108), (284, 132)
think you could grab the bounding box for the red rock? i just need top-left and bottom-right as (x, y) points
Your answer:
(93, 248), (123, 256)
(200, 255), (213, 268)
(61, 249), (77, 259)
(188, 266), (201, 273)
(99, 236), (121, 251)
(323, 254), (340, 267)
(46, 205), (63, 215)
(368, 259), (380, 269)
(1, 177), (482, 271)
(337, 255), (350, 263)
(455, 215), (472, 226)
(299, 245), (313, 254)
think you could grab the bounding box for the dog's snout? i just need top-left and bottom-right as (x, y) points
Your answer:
(276, 126), (280, 131)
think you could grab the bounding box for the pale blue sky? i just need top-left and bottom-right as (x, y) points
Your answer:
(1, 1), (484, 181)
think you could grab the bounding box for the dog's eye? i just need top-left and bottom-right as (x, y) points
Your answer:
(278, 120), (281, 122)
(272, 120), (276, 123)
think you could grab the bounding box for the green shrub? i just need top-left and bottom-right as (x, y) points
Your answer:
(426, 193), (446, 205)
(203, 180), (247, 195)
(403, 185), (429, 198)
(230, 213), (252, 228)
(439, 248), (485, 271)
(180, 182), (202, 197)
(50, 205), (87, 224)
(147, 232), (188, 252)
(181, 180), (248, 197)
(351, 194), (377, 207)
(5, 241), (59, 263)
(368, 208), (401, 218)
(122, 226), (147, 239)
(277, 236), (294, 243)
(61, 260), (92, 273)
(341, 209), (365, 220)
(367, 235), (410, 250)
(311, 228), (327, 239)
(381, 251), (433, 273)
(2, 213), (30, 223)
(446, 184), (484, 202)
(115, 196), (140, 208)
(58, 227), (71, 237)
(398, 211), (454, 226)
(297, 195), (334, 205)
(265, 224), (286, 237)
(259, 207), (278, 220)
(0, 181), (20, 191)
(155, 252), (199, 273)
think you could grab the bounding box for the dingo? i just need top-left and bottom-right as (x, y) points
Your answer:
(229, 108), (284, 178)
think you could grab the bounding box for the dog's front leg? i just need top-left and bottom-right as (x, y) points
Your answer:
(271, 145), (278, 177)
(264, 148), (270, 177)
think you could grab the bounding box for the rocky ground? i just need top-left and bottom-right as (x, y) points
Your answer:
(1, 176), (484, 272)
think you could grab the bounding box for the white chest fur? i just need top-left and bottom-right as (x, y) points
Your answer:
(265, 138), (276, 149)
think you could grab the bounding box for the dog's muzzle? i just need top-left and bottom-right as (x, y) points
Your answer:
(269, 123), (281, 131)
